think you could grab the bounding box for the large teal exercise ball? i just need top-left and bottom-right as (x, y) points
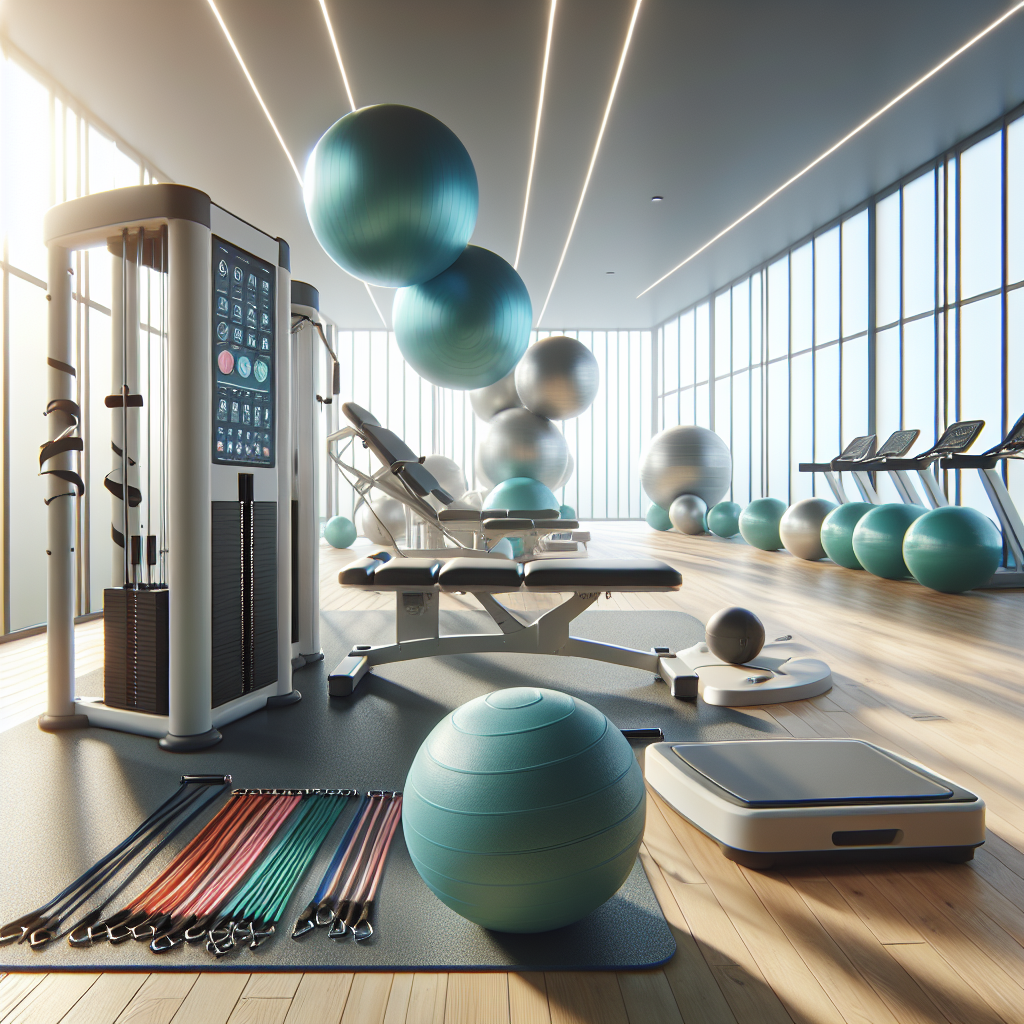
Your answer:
(323, 515), (356, 549)
(559, 504), (576, 520)
(646, 504), (672, 531)
(852, 504), (928, 579)
(903, 506), (1002, 593)
(820, 502), (874, 569)
(484, 477), (558, 513)
(393, 246), (532, 390)
(303, 104), (478, 287)
(738, 498), (788, 550)
(707, 501), (742, 538)
(404, 687), (645, 933)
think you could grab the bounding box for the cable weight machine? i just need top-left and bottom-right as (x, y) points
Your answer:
(40, 183), (299, 750)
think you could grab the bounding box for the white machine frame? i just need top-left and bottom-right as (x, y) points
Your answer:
(40, 183), (298, 750)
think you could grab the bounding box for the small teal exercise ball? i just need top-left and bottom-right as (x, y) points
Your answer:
(403, 687), (645, 933)
(393, 246), (532, 390)
(820, 502), (874, 569)
(323, 515), (356, 549)
(559, 504), (576, 519)
(485, 477), (558, 513)
(738, 498), (788, 550)
(303, 104), (478, 287)
(852, 504), (928, 579)
(903, 506), (1002, 593)
(646, 504), (673, 531)
(707, 501), (742, 538)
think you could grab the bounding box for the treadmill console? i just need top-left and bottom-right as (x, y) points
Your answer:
(212, 237), (275, 467)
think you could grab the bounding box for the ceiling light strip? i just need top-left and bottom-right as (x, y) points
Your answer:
(514, 0), (558, 270)
(535, 0), (643, 325)
(637, 0), (1024, 299)
(205, 0), (303, 185)
(318, 0), (357, 112)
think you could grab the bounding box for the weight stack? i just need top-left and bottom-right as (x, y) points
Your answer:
(103, 587), (170, 714)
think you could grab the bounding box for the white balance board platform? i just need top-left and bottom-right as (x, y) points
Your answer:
(645, 738), (984, 868)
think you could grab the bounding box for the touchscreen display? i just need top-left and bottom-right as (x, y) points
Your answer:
(212, 237), (275, 467)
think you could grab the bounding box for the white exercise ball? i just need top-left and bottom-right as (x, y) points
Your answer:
(553, 451), (575, 490)
(669, 494), (708, 535)
(459, 489), (485, 510)
(780, 497), (837, 561)
(474, 448), (494, 490)
(515, 335), (600, 420)
(640, 426), (732, 510)
(469, 369), (522, 422)
(356, 496), (406, 546)
(478, 408), (568, 489)
(421, 455), (468, 501)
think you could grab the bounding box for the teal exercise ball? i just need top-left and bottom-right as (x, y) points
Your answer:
(903, 506), (1002, 593)
(484, 477), (558, 513)
(707, 501), (742, 538)
(403, 687), (645, 933)
(303, 104), (478, 287)
(820, 502), (874, 569)
(559, 504), (576, 519)
(323, 515), (356, 549)
(738, 498), (788, 550)
(393, 246), (532, 390)
(852, 504), (928, 579)
(646, 504), (672, 531)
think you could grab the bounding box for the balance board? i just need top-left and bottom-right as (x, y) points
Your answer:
(645, 738), (984, 868)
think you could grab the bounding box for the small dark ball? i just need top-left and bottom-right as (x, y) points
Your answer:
(705, 607), (765, 664)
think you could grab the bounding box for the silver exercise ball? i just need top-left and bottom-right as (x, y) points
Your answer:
(553, 451), (575, 490)
(515, 335), (599, 421)
(780, 497), (837, 561)
(474, 448), (494, 490)
(356, 496), (406, 546)
(669, 494), (708, 535)
(421, 455), (468, 500)
(640, 425), (732, 510)
(469, 369), (522, 422)
(478, 408), (568, 489)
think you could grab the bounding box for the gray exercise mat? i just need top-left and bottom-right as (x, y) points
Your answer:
(0, 609), (782, 971)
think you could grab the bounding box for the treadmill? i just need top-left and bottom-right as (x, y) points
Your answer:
(858, 420), (983, 508)
(798, 435), (876, 503)
(940, 412), (1024, 588)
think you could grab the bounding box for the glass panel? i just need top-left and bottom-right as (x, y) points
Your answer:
(767, 256), (789, 359)
(679, 309), (695, 386)
(960, 131), (1002, 300)
(814, 344), (840, 464)
(1008, 289), (1023, 552)
(731, 370), (750, 504)
(842, 211), (869, 338)
(814, 227), (840, 344)
(946, 157), (958, 303)
(790, 351), (813, 501)
(732, 279), (750, 370)
(591, 333), (607, 518)
(902, 315), (936, 441)
(7, 277), (50, 630)
(750, 364), (763, 498)
(695, 303), (710, 383)
(714, 292), (731, 377)
(874, 325), (902, 501)
(714, 377), (731, 456)
(750, 271), (763, 365)
(664, 316), (678, 397)
(791, 242), (813, 352)
(1009, 116), (1023, 285)
(4, 61), (50, 280)
(959, 295), (1002, 462)
(695, 383), (710, 428)
(841, 335), (869, 441)
(767, 360), (789, 501)
(902, 171), (936, 318)
(876, 191), (901, 327)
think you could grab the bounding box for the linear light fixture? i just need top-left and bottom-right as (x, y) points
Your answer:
(205, 0), (386, 327)
(205, 0), (302, 185)
(536, 0), (643, 325)
(318, 0), (357, 112)
(637, 0), (1024, 299)
(514, 0), (558, 270)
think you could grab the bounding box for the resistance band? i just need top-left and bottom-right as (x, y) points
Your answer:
(0, 774), (230, 950)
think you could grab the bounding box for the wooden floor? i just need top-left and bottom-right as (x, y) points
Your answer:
(2, 522), (1023, 1024)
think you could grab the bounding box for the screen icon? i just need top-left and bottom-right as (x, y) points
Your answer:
(217, 396), (228, 421)
(242, 402), (251, 425)
(217, 349), (235, 375)
(230, 401), (240, 423)
(237, 355), (252, 379)
(232, 303), (243, 323)
(233, 266), (243, 283)
(260, 334), (270, 352)
(218, 259), (228, 278)
(246, 331), (257, 349)
(232, 326), (244, 345)
(254, 359), (269, 384)
(260, 310), (271, 330)
(216, 321), (229, 341)
(246, 305), (257, 327)
(216, 295), (229, 316)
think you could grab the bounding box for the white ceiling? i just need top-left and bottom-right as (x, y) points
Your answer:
(4, 0), (1024, 330)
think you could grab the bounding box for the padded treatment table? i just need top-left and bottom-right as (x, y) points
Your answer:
(646, 738), (985, 868)
(329, 555), (697, 698)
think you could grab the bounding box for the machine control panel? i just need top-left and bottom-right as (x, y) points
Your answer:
(212, 237), (275, 467)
